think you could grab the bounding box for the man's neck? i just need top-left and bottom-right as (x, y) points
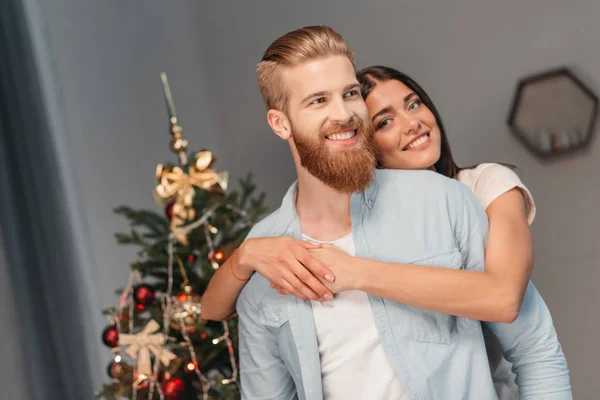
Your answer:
(295, 167), (353, 242)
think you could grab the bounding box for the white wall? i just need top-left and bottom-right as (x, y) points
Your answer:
(31, 0), (599, 397)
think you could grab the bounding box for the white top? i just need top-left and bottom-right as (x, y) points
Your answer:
(457, 162), (536, 399)
(303, 233), (408, 400)
(457, 163), (536, 225)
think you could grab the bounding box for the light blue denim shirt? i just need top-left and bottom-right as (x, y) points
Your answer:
(236, 169), (571, 400)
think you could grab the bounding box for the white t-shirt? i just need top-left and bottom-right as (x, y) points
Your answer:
(457, 163), (536, 224)
(458, 163), (536, 400)
(303, 233), (408, 400)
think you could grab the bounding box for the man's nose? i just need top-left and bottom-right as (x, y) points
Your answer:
(329, 97), (353, 124)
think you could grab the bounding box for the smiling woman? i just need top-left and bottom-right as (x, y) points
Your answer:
(365, 77), (441, 170)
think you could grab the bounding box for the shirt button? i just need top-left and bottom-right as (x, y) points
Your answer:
(275, 314), (280, 322)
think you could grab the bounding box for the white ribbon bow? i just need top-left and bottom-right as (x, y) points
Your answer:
(119, 320), (177, 376)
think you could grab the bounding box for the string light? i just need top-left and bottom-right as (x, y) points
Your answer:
(177, 292), (187, 302)
(186, 361), (197, 371)
(108, 206), (242, 399)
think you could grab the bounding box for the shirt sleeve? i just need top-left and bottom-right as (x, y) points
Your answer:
(484, 282), (573, 399)
(472, 164), (536, 225)
(237, 292), (298, 399)
(455, 183), (489, 272)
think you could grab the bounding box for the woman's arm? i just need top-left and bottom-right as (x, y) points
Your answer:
(201, 236), (334, 321)
(200, 251), (251, 321)
(301, 188), (533, 323)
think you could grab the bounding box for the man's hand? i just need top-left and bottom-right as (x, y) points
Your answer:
(237, 236), (335, 301)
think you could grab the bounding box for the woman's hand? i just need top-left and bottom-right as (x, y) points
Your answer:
(237, 236), (336, 301)
(271, 245), (358, 297)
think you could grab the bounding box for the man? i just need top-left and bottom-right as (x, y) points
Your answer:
(235, 25), (497, 400)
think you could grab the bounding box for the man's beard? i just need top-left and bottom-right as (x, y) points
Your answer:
(291, 116), (377, 193)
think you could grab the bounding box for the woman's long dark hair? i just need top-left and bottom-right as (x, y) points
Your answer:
(357, 66), (461, 178)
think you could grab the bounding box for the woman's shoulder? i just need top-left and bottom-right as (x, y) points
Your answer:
(457, 163), (536, 224)
(457, 163), (515, 186)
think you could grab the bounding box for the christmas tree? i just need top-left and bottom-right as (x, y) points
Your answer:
(95, 73), (267, 400)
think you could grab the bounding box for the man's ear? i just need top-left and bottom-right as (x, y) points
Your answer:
(267, 109), (292, 140)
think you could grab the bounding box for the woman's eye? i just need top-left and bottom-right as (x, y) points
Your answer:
(377, 118), (392, 130)
(408, 100), (421, 110)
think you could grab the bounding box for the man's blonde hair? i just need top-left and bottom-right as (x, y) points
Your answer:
(257, 26), (355, 112)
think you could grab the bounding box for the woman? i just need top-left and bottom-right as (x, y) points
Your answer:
(202, 66), (571, 398)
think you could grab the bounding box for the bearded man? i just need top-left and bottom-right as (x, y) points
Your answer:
(234, 26), (497, 400)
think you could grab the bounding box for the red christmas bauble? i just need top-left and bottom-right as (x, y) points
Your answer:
(106, 360), (127, 379)
(161, 377), (185, 400)
(187, 254), (197, 262)
(102, 325), (119, 348)
(165, 203), (174, 220)
(133, 284), (156, 306)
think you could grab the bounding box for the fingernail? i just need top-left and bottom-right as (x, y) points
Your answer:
(321, 294), (333, 302)
(325, 274), (334, 282)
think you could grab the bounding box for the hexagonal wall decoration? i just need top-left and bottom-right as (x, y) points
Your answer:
(507, 67), (598, 159)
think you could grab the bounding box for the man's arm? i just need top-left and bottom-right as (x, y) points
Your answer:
(236, 292), (298, 400)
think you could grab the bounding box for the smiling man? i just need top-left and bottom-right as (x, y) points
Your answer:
(235, 26), (497, 400)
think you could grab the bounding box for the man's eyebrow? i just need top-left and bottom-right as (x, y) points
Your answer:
(344, 83), (361, 92)
(301, 91), (329, 104)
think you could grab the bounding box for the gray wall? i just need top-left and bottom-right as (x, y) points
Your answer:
(200, 2), (600, 397)
(21, 0), (224, 393)
(21, 0), (600, 398)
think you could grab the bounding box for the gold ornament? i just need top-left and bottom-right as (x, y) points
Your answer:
(154, 73), (229, 244)
(118, 320), (177, 376)
(171, 285), (204, 333)
(153, 152), (228, 244)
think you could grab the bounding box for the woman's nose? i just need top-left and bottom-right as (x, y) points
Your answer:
(400, 114), (421, 135)
(409, 119), (422, 132)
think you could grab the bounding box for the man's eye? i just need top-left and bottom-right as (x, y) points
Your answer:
(311, 98), (326, 105)
(344, 90), (360, 98)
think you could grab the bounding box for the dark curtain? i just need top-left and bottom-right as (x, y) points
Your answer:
(0, 0), (96, 399)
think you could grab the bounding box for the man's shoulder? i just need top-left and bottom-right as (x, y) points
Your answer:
(375, 169), (471, 197)
(245, 208), (282, 240)
(237, 209), (283, 310)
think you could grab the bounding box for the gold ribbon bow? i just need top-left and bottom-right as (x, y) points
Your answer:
(153, 151), (228, 244)
(118, 320), (177, 376)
